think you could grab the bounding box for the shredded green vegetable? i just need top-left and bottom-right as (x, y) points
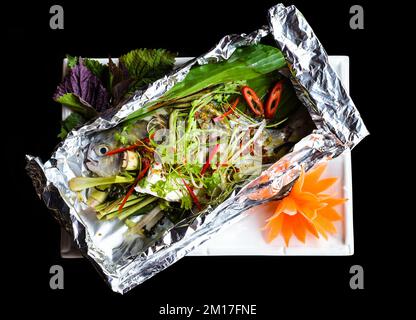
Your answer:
(69, 43), (314, 239)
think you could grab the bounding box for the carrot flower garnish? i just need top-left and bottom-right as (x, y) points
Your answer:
(254, 162), (346, 246)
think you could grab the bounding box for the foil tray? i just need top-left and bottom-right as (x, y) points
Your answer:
(60, 55), (354, 258)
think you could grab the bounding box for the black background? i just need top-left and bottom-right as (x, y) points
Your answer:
(3, 0), (393, 317)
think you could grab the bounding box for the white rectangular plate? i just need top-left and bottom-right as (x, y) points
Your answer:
(60, 56), (353, 257)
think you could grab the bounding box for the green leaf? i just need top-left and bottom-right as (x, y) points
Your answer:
(120, 48), (177, 89)
(124, 44), (287, 121)
(58, 127), (68, 140)
(56, 93), (98, 118)
(204, 171), (221, 194)
(163, 44), (286, 101)
(58, 112), (86, 139)
(246, 72), (282, 100)
(151, 180), (167, 198)
(83, 58), (108, 80)
(150, 177), (179, 198)
(66, 54), (78, 68)
(180, 194), (193, 210)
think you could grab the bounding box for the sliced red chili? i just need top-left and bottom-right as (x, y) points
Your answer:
(105, 142), (142, 156)
(213, 98), (240, 122)
(118, 158), (150, 212)
(265, 80), (283, 119)
(241, 86), (264, 117)
(106, 139), (154, 156)
(181, 178), (202, 210)
(200, 143), (220, 175)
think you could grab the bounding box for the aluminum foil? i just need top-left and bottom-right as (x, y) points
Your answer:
(26, 3), (368, 294)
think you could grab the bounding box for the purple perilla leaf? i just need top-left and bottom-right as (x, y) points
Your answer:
(53, 59), (110, 113)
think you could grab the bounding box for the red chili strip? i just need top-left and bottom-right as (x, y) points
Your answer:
(213, 98), (240, 122)
(241, 86), (264, 116)
(200, 143), (220, 175)
(105, 141), (143, 156)
(118, 158), (150, 212)
(106, 139), (155, 156)
(181, 178), (202, 210)
(264, 80), (283, 119)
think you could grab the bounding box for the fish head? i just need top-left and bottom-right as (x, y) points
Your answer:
(85, 121), (150, 177)
(86, 130), (123, 177)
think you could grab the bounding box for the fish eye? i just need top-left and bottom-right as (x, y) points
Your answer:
(97, 145), (109, 155)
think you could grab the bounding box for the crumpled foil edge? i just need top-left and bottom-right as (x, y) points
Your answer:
(269, 4), (369, 148)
